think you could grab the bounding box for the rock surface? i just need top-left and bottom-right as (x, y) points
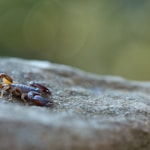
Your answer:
(0, 57), (150, 150)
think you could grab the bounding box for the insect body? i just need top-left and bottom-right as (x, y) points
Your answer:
(0, 73), (53, 107)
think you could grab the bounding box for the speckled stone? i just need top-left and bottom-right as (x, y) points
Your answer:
(0, 57), (150, 150)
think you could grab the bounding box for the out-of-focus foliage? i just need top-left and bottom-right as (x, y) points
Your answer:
(0, 0), (150, 80)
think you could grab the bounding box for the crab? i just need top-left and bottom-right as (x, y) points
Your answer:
(0, 73), (54, 107)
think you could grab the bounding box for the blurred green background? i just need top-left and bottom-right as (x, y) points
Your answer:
(0, 0), (150, 81)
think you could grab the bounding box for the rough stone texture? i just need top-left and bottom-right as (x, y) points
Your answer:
(0, 57), (150, 150)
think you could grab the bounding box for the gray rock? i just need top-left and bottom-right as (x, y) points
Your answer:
(0, 57), (149, 150)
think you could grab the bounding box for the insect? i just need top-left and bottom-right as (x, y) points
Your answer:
(0, 73), (54, 107)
